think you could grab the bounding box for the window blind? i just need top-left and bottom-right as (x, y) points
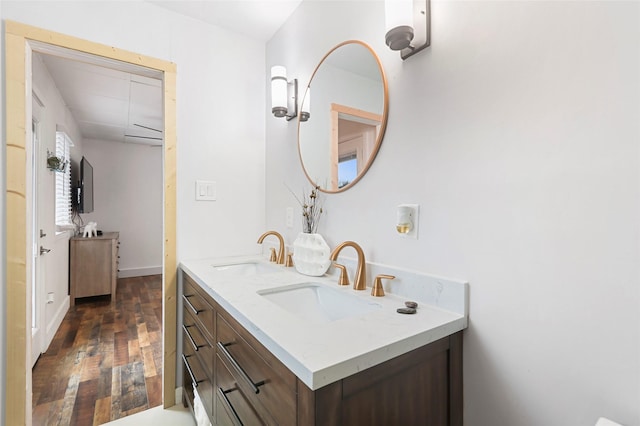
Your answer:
(55, 131), (73, 228)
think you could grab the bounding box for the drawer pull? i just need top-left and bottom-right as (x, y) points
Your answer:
(182, 354), (203, 387)
(182, 324), (205, 352)
(217, 387), (243, 426)
(217, 341), (265, 394)
(182, 294), (203, 315)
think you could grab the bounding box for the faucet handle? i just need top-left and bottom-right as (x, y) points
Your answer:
(333, 262), (350, 286)
(285, 251), (294, 267)
(372, 274), (395, 297)
(269, 247), (277, 262)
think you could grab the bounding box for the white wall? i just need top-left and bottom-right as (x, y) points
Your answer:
(1, 0), (267, 259)
(266, 1), (639, 425)
(82, 139), (163, 277)
(1, 0), (266, 415)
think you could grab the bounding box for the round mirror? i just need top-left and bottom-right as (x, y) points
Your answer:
(298, 40), (388, 193)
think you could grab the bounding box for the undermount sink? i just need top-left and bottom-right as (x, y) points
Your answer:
(258, 283), (382, 324)
(211, 261), (281, 276)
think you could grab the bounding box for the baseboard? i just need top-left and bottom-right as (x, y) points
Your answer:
(118, 266), (163, 278)
(44, 296), (70, 351)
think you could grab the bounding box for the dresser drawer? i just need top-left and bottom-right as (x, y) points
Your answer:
(183, 305), (214, 377)
(183, 333), (213, 420)
(183, 275), (215, 341)
(216, 354), (266, 426)
(216, 314), (296, 425)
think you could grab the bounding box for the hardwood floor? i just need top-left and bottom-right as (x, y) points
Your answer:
(32, 275), (163, 426)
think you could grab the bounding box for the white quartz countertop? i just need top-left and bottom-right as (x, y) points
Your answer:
(180, 255), (468, 390)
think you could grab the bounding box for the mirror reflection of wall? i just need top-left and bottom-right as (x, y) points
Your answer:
(298, 41), (388, 193)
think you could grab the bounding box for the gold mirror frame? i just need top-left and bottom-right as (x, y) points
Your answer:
(297, 40), (389, 193)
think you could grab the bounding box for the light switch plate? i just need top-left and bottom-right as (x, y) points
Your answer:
(196, 180), (216, 201)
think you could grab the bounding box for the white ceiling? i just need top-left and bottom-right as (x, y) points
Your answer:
(36, 1), (302, 146)
(39, 52), (165, 145)
(148, 0), (302, 42)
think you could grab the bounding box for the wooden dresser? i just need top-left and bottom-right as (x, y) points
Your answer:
(69, 232), (119, 305)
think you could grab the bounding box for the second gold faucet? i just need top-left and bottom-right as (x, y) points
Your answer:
(257, 230), (285, 265)
(329, 241), (367, 290)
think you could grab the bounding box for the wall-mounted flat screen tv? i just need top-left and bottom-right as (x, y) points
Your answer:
(77, 156), (94, 214)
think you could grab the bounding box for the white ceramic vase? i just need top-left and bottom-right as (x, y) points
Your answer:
(292, 232), (331, 276)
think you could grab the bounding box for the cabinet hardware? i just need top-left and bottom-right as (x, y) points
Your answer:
(217, 341), (265, 394)
(39, 246), (51, 255)
(182, 354), (203, 387)
(182, 294), (203, 315)
(217, 387), (244, 426)
(182, 324), (205, 352)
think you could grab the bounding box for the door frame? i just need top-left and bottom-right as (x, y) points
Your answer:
(5, 20), (177, 425)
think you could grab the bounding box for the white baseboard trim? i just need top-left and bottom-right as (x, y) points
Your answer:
(44, 296), (70, 351)
(118, 266), (163, 278)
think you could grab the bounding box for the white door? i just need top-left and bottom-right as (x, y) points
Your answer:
(31, 92), (49, 367)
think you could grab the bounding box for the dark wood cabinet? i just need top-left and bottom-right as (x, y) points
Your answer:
(181, 270), (463, 425)
(182, 274), (215, 420)
(69, 232), (119, 305)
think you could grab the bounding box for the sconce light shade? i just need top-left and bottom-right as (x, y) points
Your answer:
(385, 0), (414, 50)
(384, 0), (430, 60)
(271, 66), (288, 118)
(270, 65), (299, 121)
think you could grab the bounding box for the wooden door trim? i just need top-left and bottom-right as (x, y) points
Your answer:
(4, 20), (177, 425)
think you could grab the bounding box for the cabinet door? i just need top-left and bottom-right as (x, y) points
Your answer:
(72, 239), (112, 298)
(217, 314), (296, 425)
(216, 354), (265, 426)
(183, 334), (214, 420)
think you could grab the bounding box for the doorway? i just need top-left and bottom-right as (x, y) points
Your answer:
(329, 103), (382, 190)
(5, 21), (177, 425)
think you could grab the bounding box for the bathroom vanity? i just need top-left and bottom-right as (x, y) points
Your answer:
(180, 256), (467, 425)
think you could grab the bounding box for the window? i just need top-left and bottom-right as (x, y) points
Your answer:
(55, 131), (73, 229)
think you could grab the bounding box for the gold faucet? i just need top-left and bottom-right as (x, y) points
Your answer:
(257, 231), (285, 264)
(329, 241), (367, 290)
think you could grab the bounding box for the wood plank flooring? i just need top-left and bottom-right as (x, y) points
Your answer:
(32, 275), (163, 426)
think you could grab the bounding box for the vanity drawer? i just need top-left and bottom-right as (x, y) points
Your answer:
(183, 274), (215, 341)
(183, 333), (214, 420)
(216, 353), (267, 426)
(216, 314), (296, 425)
(183, 305), (214, 377)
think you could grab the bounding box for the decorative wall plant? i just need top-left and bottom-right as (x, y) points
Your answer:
(46, 150), (68, 172)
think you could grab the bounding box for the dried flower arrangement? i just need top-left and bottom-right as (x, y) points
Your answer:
(289, 184), (324, 234)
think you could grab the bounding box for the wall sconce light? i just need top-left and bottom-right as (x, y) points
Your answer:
(384, 0), (430, 60)
(271, 65), (300, 121)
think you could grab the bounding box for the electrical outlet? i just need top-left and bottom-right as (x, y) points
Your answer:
(397, 204), (419, 239)
(286, 207), (294, 228)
